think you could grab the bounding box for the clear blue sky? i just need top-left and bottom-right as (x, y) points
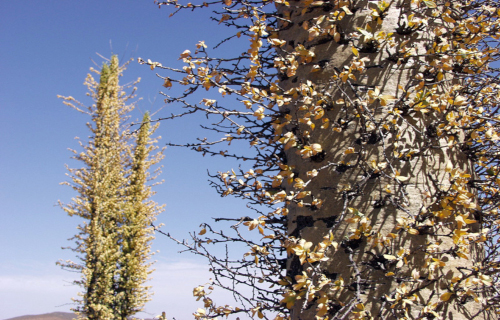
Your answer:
(0, 1), (253, 319)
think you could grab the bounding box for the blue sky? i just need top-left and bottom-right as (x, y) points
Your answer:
(0, 1), (254, 319)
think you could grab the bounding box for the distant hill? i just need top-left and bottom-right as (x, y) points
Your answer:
(4, 312), (76, 320)
(4, 312), (157, 320)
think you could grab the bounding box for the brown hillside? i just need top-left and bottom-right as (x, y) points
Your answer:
(4, 312), (156, 320)
(4, 312), (76, 320)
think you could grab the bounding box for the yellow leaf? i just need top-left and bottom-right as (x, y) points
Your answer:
(196, 41), (208, 49)
(395, 175), (409, 181)
(163, 79), (172, 88)
(334, 32), (341, 43)
(440, 292), (453, 301)
(380, 95), (396, 106)
(178, 50), (191, 60)
(296, 191), (311, 199)
(341, 5), (353, 14)
(456, 251), (469, 259)
(451, 95), (467, 106)
(199, 228), (207, 235)
(408, 228), (419, 235)
(423, 0), (437, 8)
(352, 46), (359, 57)
(344, 147), (355, 155)
(269, 38), (286, 47)
(311, 143), (322, 153)
(443, 14), (456, 23)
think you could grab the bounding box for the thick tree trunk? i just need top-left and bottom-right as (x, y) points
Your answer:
(277, 0), (491, 318)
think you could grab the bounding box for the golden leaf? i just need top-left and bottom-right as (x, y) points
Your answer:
(352, 46), (359, 57)
(440, 292), (453, 301)
(408, 228), (419, 235)
(296, 191), (311, 199)
(163, 79), (172, 88)
(423, 0), (437, 8)
(178, 50), (191, 60)
(344, 147), (355, 154)
(334, 32), (341, 43)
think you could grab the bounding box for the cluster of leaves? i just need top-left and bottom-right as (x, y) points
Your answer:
(141, 0), (500, 319)
(59, 56), (164, 320)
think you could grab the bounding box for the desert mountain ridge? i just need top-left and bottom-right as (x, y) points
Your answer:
(4, 312), (76, 320)
(4, 312), (158, 320)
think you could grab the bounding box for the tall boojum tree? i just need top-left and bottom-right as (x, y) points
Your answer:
(114, 111), (164, 319)
(59, 55), (163, 320)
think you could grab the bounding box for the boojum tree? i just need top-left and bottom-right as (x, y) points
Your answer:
(59, 55), (163, 320)
(141, 0), (500, 319)
(113, 111), (165, 319)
